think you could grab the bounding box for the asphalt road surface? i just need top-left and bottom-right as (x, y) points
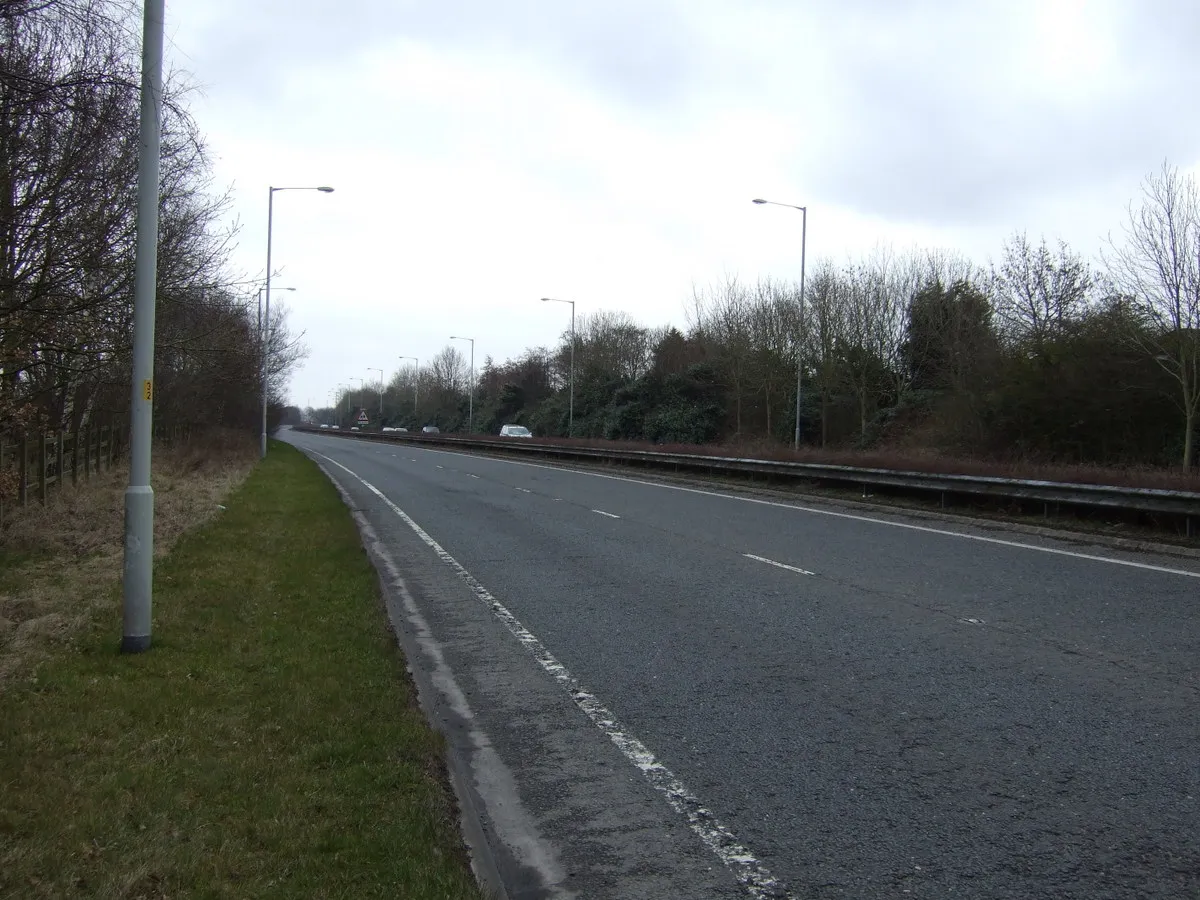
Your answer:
(286, 430), (1200, 900)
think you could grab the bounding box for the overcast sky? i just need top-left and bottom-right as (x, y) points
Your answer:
(167, 0), (1200, 409)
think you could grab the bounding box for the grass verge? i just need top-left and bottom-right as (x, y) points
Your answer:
(0, 441), (482, 899)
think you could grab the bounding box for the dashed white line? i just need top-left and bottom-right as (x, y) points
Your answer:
(468, 474), (480, 479)
(313, 452), (794, 899)
(592, 509), (621, 519)
(744, 553), (815, 576)
(515, 487), (532, 493)
(401, 445), (1200, 580)
(436, 465), (445, 469)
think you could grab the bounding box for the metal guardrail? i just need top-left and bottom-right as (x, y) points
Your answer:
(294, 427), (1200, 530)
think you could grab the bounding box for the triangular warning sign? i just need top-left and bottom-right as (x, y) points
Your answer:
(356, 409), (369, 424)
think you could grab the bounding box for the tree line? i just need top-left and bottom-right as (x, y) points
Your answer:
(323, 164), (1199, 470)
(1, 0), (305, 444)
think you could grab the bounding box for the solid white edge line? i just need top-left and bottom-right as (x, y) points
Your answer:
(313, 451), (794, 900)
(399, 443), (1200, 580)
(744, 553), (815, 576)
(592, 509), (621, 519)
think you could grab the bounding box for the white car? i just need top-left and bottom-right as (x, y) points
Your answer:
(382, 426), (409, 433)
(319, 424), (330, 429)
(499, 424), (533, 438)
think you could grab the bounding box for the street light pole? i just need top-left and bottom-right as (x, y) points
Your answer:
(261, 185), (333, 459)
(121, 0), (164, 654)
(753, 199), (808, 450)
(449, 336), (475, 433)
(367, 367), (384, 417)
(398, 356), (419, 413)
(541, 297), (575, 437)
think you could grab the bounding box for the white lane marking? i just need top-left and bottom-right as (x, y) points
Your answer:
(436, 465), (445, 469)
(409, 446), (1200, 580)
(592, 509), (621, 519)
(469, 474), (480, 479)
(516, 487), (532, 494)
(744, 553), (815, 576)
(314, 452), (794, 899)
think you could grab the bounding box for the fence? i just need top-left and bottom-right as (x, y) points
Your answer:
(0, 425), (123, 524)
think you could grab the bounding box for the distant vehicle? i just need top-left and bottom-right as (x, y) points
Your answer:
(422, 425), (440, 434)
(319, 424), (330, 429)
(350, 426), (360, 431)
(382, 426), (409, 433)
(331, 425), (340, 430)
(499, 424), (532, 438)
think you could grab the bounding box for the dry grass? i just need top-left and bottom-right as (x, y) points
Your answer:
(0, 429), (256, 686)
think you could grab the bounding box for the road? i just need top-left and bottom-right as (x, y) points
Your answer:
(286, 430), (1200, 900)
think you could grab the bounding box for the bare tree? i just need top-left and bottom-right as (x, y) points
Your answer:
(748, 277), (796, 437)
(804, 259), (847, 446)
(993, 232), (1094, 350)
(1105, 162), (1200, 469)
(691, 275), (754, 436)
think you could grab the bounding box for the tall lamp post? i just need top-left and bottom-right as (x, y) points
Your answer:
(398, 356), (419, 415)
(541, 297), (575, 437)
(121, 0), (164, 654)
(449, 336), (475, 433)
(261, 184), (334, 459)
(367, 367), (384, 418)
(752, 198), (808, 450)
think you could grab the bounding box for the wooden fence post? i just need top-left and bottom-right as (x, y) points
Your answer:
(19, 434), (28, 505)
(84, 427), (92, 481)
(71, 428), (80, 485)
(40, 433), (48, 504)
(107, 425), (114, 469)
(56, 431), (64, 493)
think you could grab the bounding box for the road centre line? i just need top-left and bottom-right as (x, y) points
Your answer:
(399, 444), (1200, 580)
(592, 509), (621, 519)
(313, 451), (793, 899)
(744, 553), (815, 576)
